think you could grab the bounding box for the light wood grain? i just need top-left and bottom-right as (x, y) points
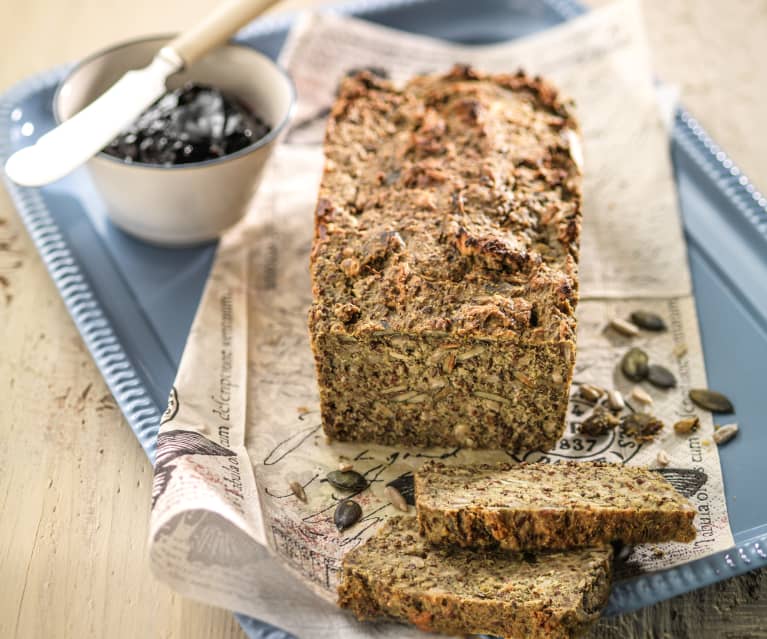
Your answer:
(1, 1), (765, 638)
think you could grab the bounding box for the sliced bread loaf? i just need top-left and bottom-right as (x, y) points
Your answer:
(415, 461), (696, 550)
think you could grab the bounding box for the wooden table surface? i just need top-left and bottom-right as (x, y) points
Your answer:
(1, 1), (766, 637)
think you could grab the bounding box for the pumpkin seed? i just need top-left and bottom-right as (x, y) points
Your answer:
(579, 384), (605, 403)
(647, 365), (677, 389)
(385, 485), (409, 512)
(674, 416), (700, 434)
(609, 318), (640, 337)
(629, 310), (667, 331)
(621, 347), (649, 382)
(334, 499), (362, 531)
(607, 389), (625, 412)
(689, 389), (735, 413)
(621, 413), (664, 442)
(578, 408), (620, 436)
(713, 423), (738, 445)
(386, 472), (415, 505)
(289, 481), (307, 503)
(327, 469), (369, 492)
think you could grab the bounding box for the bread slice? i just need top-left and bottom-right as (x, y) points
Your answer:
(415, 461), (696, 550)
(338, 516), (612, 639)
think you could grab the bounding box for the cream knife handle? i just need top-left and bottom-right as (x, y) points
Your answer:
(166, 0), (280, 67)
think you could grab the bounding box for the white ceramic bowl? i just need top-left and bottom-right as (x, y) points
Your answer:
(54, 36), (295, 246)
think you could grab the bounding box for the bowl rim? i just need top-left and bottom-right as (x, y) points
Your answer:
(52, 33), (297, 171)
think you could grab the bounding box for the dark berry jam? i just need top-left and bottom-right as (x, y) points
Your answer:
(103, 83), (271, 166)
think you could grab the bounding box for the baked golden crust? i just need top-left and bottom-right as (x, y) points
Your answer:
(415, 461), (697, 550)
(309, 66), (582, 450)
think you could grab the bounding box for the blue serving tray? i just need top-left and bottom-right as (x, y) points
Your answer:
(2, 0), (766, 636)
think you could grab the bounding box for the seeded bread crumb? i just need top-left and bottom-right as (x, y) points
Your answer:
(415, 461), (696, 550)
(338, 516), (612, 639)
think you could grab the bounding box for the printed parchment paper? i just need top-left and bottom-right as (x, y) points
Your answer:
(149, 1), (734, 636)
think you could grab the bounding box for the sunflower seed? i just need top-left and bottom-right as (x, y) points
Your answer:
(334, 499), (362, 531)
(385, 485), (409, 512)
(338, 460), (354, 472)
(656, 450), (671, 467)
(578, 408), (620, 436)
(674, 416), (700, 434)
(456, 346), (485, 361)
(289, 481), (307, 503)
(453, 423), (471, 445)
(647, 364), (677, 389)
(327, 470), (369, 492)
(673, 343), (688, 359)
(630, 386), (653, 405)
(621, 413), (664, 442)
(609, 318), (640, 337)
(689, 389), (735, 413)
(713, 423), (738, 445)
(579, 384), (605, 403)
(629, 310), (667, 331)
(474, 390), (509, 403)
(621, 347), (649, 382)
(607, 390), (625, 412)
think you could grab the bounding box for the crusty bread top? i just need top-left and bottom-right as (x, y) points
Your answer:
(310, 65), (582, 343)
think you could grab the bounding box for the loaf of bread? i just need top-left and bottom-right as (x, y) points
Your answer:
(338, 516), (612, 639)
(308, 65), (582, 450)
(415, 461), (696, 550)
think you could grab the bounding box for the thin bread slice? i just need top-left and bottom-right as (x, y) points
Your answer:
(338, 516), (612, 639)
(415, 461), (696, 550)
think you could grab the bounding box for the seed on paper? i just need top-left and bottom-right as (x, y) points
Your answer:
(327, 470), (369, 492)
(689, 389), (735, 414)
(656, 450), (671, 467)
(607, 389), (625, 412)
(289, 481), (307, 503)
(621, 347), (649, 382)
(621, 413), (664, 442)
(385, 485), (409, 512)
(713, 423), (738, 446)
(609, 317), (640, 337)
(338, 460), (354, 472)
(630, 386), (653, 405)
(629, 310), (667, 331)
(578, 408), (620, 437)
(673, 343), (688, 359)
(579, 384), (605, 403)
(674, 416), (700, 435)
(647, 364), (677, 389)
(334, 499), (362, 531)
